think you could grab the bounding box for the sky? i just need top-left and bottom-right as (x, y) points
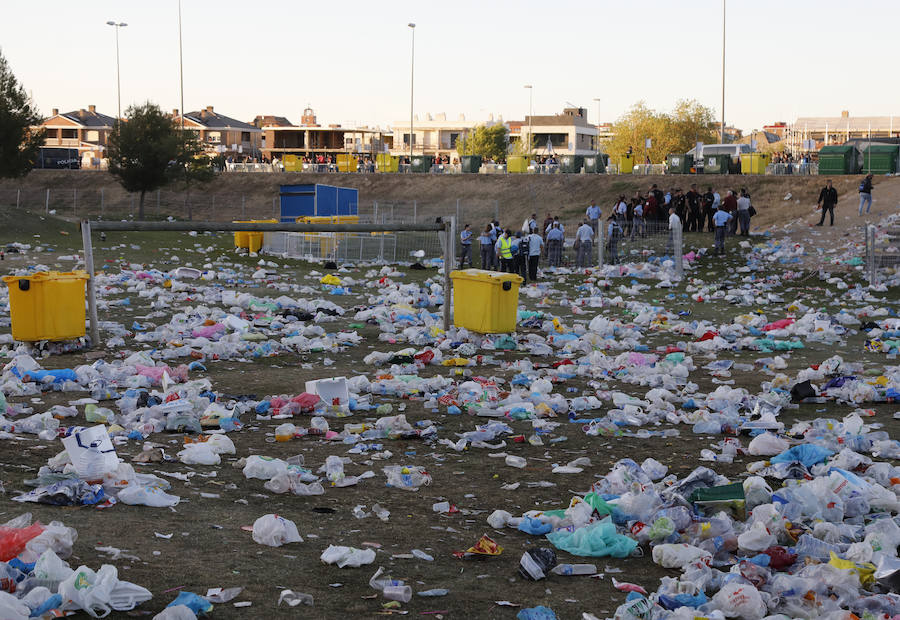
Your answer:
(2, 0), (898, 132)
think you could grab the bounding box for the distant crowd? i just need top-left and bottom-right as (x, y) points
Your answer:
(457, 183), (757, 278)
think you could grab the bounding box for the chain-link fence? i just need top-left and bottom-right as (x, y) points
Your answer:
(866, 223), (900, 285)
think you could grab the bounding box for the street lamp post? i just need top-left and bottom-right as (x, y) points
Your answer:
(178, 1), (185, 135)
(105, 21), (127, 120)
(524, 85), (533, 156)
(408, 23), (416, 168)
(593, 97), (601, 151)
(720, 0), (726, 143)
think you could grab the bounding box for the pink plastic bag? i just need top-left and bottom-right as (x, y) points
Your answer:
(0, 522), (44, 562)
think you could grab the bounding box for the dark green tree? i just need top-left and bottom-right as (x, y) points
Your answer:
(0, 48), (45, 178)
(457, 124), (509, 162)
(169, 130), (215, 220)
(108, 102), (182, 219)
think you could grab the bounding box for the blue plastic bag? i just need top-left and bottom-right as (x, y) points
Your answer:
(770, 444), (833, 468)
(517, 605), (557, 620)
(518, 516), (552, 535)
(545, 520), (637, 558)
(167, 591), (213, 615)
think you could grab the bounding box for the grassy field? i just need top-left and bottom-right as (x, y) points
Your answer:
(0, 205), (897, 619)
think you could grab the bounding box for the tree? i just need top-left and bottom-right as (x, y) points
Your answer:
(0, 48), (44, 178)
(168, 131), (215, 220)
(607, 99), (718, 164)
(457, 124), (508, 162)
(108, 102), (182, 219)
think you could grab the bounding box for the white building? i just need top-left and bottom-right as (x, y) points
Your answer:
(510, 107), (599, 156)
(390, 113), (504, 161)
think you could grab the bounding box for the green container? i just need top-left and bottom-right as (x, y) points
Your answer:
(862, 145), (899, 175)
(817, 145), (857, 175)
(559, 155), (584, 173)
(703, 153), (732, 174)
(460, 155), (482, 174)
(583, 154), (607, 174)
(409, 155), (434, 173)
(666, 153), (693, 174)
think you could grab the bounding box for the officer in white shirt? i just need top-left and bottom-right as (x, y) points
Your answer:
(665, 207), (681, 256)
(585, 201), (602, 233)
(712, 205), (733, 255)
(575, 220), (594, 268)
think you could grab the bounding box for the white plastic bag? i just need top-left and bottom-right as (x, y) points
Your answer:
(243, 455), (287, 480)
(117, 485), (180, 508)
(320, 544), (376, 567)
(737, 520), (777, 553)
(651, 544), (712, 568)
(711, 582), (766, 618)
(0, 591), (29, 620)
(59, 564), (119, 618)
(251, 514), (303, 547)
(176, 443), (220, 465)
(748, 432), (789, 456)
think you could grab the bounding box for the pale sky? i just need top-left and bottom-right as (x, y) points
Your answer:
(1, 0), (896, 132)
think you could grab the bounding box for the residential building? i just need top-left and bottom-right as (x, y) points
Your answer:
(390, 113), (503, 161)
(35, 105), (114, 169)
(259, 107), (388, 161)
(512, 107), (599, 156)
(172, 106), (262, 158)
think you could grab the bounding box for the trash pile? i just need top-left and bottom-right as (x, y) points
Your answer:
(0, 218), (898, 618)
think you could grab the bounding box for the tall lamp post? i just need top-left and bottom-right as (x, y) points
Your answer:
(106, 21), (127, 120)
(593, 97), (601, 151)
(524, 85), (533, 156)
(720, 0), (726, 143)
(178, 1), (185, 135)
(408, 23), (416, 167)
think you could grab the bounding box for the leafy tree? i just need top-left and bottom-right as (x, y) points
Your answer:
(508, 131), (535, 158)
(607, 99), (717, 163)
(168, 130), (215, 220)
(0, 48), (45, 178)
(108, 102), (181, 219)
(457, 124), (508, 162)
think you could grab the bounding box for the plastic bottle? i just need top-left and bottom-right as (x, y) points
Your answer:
(505, 455), (527, 468)
(275, 423), (296, 442)
(310, 417), (329, 433)
(551, 564), (596, 576)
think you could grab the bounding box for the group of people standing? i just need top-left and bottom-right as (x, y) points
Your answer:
(458, 218), (544, 283)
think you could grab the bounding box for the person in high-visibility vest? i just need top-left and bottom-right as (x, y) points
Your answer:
(496, 229), (514, 273)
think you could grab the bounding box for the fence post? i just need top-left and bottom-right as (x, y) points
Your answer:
(16, 189), (20, 209)
(866, 225), (877, 285)
(597, 221), (605, 267)
(494, 200), (499, 221)
(45, 189), (50, 213)
(674, 220), (684, 280)
(81, 221), (100, 347)
(242, 195), (245, 219)
(456, 199), (460, 224)
(73, 189), (77, 215)
(273, 196), (278, 218)
(442, 217), (456, 332)
(130, 195), (134, 217)
(413, 200), (417, 223)
(156, 190), (160, 215)
(100, 188), (104, 216)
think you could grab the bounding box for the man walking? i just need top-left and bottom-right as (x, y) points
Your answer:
(575, 219), (594, 268)
(459, 224), (473, 269)
(526, 229), (543, 280)
(586, 200), (602, 234)
(546, 223), (564, 267)
(713, 204), (733, 255)
(817, 179), (838, 227)
(858, 173), (874, 215)
(703, 186), (716, 232)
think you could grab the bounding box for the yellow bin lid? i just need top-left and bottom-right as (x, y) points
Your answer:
(2, 270), (89, 284)
(450, 269), (523, 284)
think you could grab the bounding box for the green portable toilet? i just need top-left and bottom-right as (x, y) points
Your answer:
(583, 155), (606, 174)
(559, 155), (584, 173)
(703, 154), (732, 174)
(862, 145), (900, 175)
(666, 154), (693, 174)
(460, 155), (482, 174)
(817, 145), (857, 175)
(410, 155), (434, 173)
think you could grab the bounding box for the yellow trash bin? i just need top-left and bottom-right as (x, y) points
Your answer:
(2, 271), (89, 341)
(740, 152), (770, 175)
(233, 220), (253, 248)
(618, 154), (634, 174)
(450, 269), (523, 333)
(507, 156), (530, 174)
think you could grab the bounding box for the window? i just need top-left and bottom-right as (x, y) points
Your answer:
(241, 131), (250, 142)
(86, 130), (99, 142)
(61, 129), (77, 139)
(449, 133), (460, 148)
(207, 132), (221, 143)
(402, 133), (416, 146)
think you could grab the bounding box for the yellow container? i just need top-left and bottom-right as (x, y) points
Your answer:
(618, 154), (634, 174)
(247, 232), (264, 253)
(282, 154), (301, 172)
(507, 156), (530, 173)
(376, 154), (399, 173)
(2, 271), (89, 341)
(336, 153), (357, 172)
(234, 220), (277, 249)
(740, 152), (770, 174)
(450, 269), (523, 333)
